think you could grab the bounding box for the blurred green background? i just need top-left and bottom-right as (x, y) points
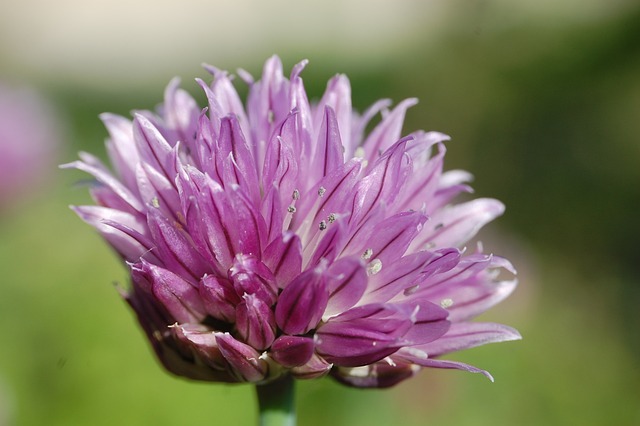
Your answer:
(1, 1), (639, 425)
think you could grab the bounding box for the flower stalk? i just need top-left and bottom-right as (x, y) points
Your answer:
(256, 375), (296, 426)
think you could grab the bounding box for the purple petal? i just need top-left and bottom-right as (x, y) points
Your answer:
(405, 252), (493, 299)
(350, 98), (392, 150)
(199, 275), (240, 323)
(362, 98), (418, 163)
(400, 301), (451, 346)
(161, 78), (199, 149)
(136, 261), (205, 323)
(216, 115), (260, 204)
(288, 61), (313, 165)
(71, 205), (151, 263)
(132, 114), (177, 183)
(227, 186), (267, 257)
(290, 158), (362, 240)
(349, 137), (412, 228)
(308, 106), (344, 184)
(316, 303), (416, 367)
(401, 355), (494, 382)
(323, 257), (368, 319)
(229, 254), (278, 306)
(235, 293), (276, 350)
(245, 55), (289, 166)
(394, 141), (445, 213)
(304, 218), (349, 269)
(262, 232), (303, 289)
(176, 170), (234, 271)
(315, 322), (404, 367)
(405, 253), (517, 321)
(101, 113), (139, 192)
(61, 155), (143, 213)
(138, 159), (182, 219)
(331, 359), (418, 388)
(417, 322), (521, 357)
(261, 121), (299, 222)
(215, 333), (267, 382)
(291, 353), (333, 380)
(195, 78), (224, 133)
(440, 277), (518, 322)
(269, 335), (315, 368)
(190, 111), (218, 178)
(314, 74), (352, 158)
(414, 198), (505, 249)
(275, 267), (329, 335)
(146, 208), (210, 281)
(344, 210), (427, 266)
(260, 187), (284, 244)
(363, 249), (459, 304)
(203, 66), (250, 139)
(171, 323), (229, 371)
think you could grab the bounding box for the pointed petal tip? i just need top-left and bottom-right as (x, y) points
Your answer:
(484, 370), (495, 382)
(403, 97), (419, 107)
(503, 325), (523, 341)
(164, 76), (181, 93)
(201, 63), (220, 75)
(291, 59), (310, 80)
(58, 161), (76, 170)
(236, 68), (254, 85)
(98, 111), (119, 122)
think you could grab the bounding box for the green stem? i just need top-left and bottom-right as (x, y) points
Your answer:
(255, 374), (296, 426)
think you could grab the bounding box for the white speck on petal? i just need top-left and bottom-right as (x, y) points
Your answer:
(440, 298), (454, 308)
(367, 259), (382, 275)
(362, 248), (373, 260)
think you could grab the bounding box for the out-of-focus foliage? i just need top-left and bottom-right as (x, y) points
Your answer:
(1, 2), (639, 425)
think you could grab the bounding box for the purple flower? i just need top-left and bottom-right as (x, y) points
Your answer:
(0, 83), (61, 210)
(65, 56), (520, 388)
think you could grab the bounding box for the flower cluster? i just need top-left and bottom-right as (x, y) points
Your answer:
(66, 56), (519, 387)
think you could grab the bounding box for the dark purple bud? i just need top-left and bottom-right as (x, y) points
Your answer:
(270, 335), (315, 368)
(215, 333), (267, 382)
(199, 275), (240, 323)
(291, 353), (333, 380)
(138, 260), (205, 323)
(229, 254), (278, 305)
(235, 294), (276, 350)
(171, 323), (229, 371)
